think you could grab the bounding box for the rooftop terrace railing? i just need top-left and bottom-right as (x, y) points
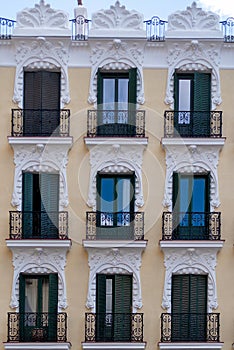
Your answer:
(0, 17), (16, 39)
(220, 17), (234, 42)
(70, 16), (91, 40)
(144, 16), (167, 41)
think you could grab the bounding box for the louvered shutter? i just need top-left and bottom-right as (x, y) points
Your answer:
(48, 274), (58, 341)
(114, 275), (132, 341)
(23, 71), (42, 135)
(19, 274), (26, 341)
(128, 68), (137, 135)
(22, 172), (34, 238)
(41, 71), (60, 136)
(96, 274), (107, 341)
(40, 173), (59, 238)
(193, 73), (211, 136)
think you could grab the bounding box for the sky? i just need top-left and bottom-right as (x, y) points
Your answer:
(1, 0), (234, 21)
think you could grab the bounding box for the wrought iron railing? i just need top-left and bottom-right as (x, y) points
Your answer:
(9, 211), (68, 239)
(86, 212), (144, 240)
(162, 212), (221, 240)
(11, 109), (70, 137)
(0, 17), (16, 39)
(85, 313), (144, 342)
(87, 110), (145, 137)
(7, 312), (67, 342)
(220, 17), (234, 42)
(161, 313), (220, 342)
(70, 16), (90, 40)
(144, 16), (167, 41)
(164, 111), (222, 137)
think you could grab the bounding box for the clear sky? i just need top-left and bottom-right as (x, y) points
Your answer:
(1, 0), (233, 21)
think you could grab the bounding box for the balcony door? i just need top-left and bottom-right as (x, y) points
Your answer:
(172, 274), (207, 341)
(174, 72), (211, 136)
(97, 68), (137, 136)
(96, 274), (132, 342)
(96, 173), (135, 239)
(19, 273), (58, 342)
(22, 172), (59, 238)
(23, 70), (60, 136)
(172, 173), (210, 239)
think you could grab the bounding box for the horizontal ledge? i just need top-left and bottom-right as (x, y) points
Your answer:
(161, 137), (226, 147)
(160, 240), (225, 249)
(83, 239), (148, 249)
(84, 137), (148, 146)
(158, 342), (224, 350)
(3, 343), (72, 350)
(82, 342), (147, 350)
(6, 239), (72, 249)
(8, 136), (73, 146)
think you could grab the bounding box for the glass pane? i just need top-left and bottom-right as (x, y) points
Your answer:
(178, 79), (191, 124)
(118, 79), (129, 106)
(106, 278), (113, 313)
(25, 278), (38, 313)
(42, 278), (49, 312)
(100, 178), (115, 212)
(192, 178), (206, 227)
(103, 79), (115, 110)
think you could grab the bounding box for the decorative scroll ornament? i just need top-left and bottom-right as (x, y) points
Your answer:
(16, 0), (69, 29)
(91, 1), (144, 30)
(8, 246), (70, 311)
(161, 247), (221, 312)
(84, 247), (145, 312)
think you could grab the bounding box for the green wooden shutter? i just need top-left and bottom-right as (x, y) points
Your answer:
(41, 71), (60, 136)
(193, 73), (211, 136)
(40, 173), (59, 238)
(19, 274), (26, 341)
(22, 172), (33, 238)
(128, 68), (137, 135)
(172, 172), (179, 210)
(114, 275), (132, 341)
(97, 69), (103, 107)
(96, 274), (107, 341)
(48, 274), (58, 341)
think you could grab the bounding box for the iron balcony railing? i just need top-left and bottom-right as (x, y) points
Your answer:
(0, 17), (16, 39)
(85, 313), (144, 342)
(162, 212), (221, 240)
(11, 109), (70, 137)
(220, 17), (234, 42)
(7, 312), (67, 342)
(9, 211), (68, 239)
(164, 111), (222, 138)
(87, 110), (145, 137)
(86, 212), (144, 240)
(161, 313), (220, 342)
(144, 16), (167, 41)
(70, 16), (91, 40)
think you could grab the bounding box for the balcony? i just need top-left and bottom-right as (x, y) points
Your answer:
(162, 212), (221, 240)
(164, 111), (222, 138)
(0, 17), (16, 39)
(160, 313), (220, 342)
(86, 212), (144, 241)
(87, 110), (145, 138)
(70, 16), (90, 40)
(9, 211), (68, 239)
(11, 109), (70, 137)
(144, 16), (167, 41)
(85, 313), (144, 342)
(7, 312), (67, 342)
(220, 17), (234, 42)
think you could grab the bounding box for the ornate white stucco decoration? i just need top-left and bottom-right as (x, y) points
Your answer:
(91, 1), (144, 31)
(8, 246), (70, 311)
(9, 141), (72, 210)
(162, 142), (225, 210)
(88, 40), (145, 105)
(86, 142), (146, 210)
(84, 247), (145, 312)
(13, 37), (70, 108)
(14, 0), (70, 35)
(167, 2), (220, 33)
(165, 44), (222, 109)
(161, 246), (221, 312)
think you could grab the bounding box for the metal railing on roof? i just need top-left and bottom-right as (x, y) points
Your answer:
(144, 16), (167, 41)
(0, 17), (16, 39)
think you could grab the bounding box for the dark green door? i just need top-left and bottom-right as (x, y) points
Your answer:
(96, 173), (135, 239)
(97, 68), (137, 136)
(174, 72), (211, 136)
(96, 274), (132, 341)
(172, 173), (210, 239)
(22, 172), (59, 238)
(19, 273), (58, 342)
(172, 274), (207, 341)
(23, 71), (60, 136)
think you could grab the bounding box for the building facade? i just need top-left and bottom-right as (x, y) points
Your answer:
(0, 1), (233, 350)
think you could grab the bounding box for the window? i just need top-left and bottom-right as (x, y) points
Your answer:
(96, 68), (137, 136)
(96, 173), (135, 239)
(23, 70), (61, 136)
(96, 274), (132, 341)
(19, 273), (58, 342)
(22, 172), (59, 238)
(172, 173), (210, 239)
(171, 274), (207, 341)
(174, 72), (211, 136)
